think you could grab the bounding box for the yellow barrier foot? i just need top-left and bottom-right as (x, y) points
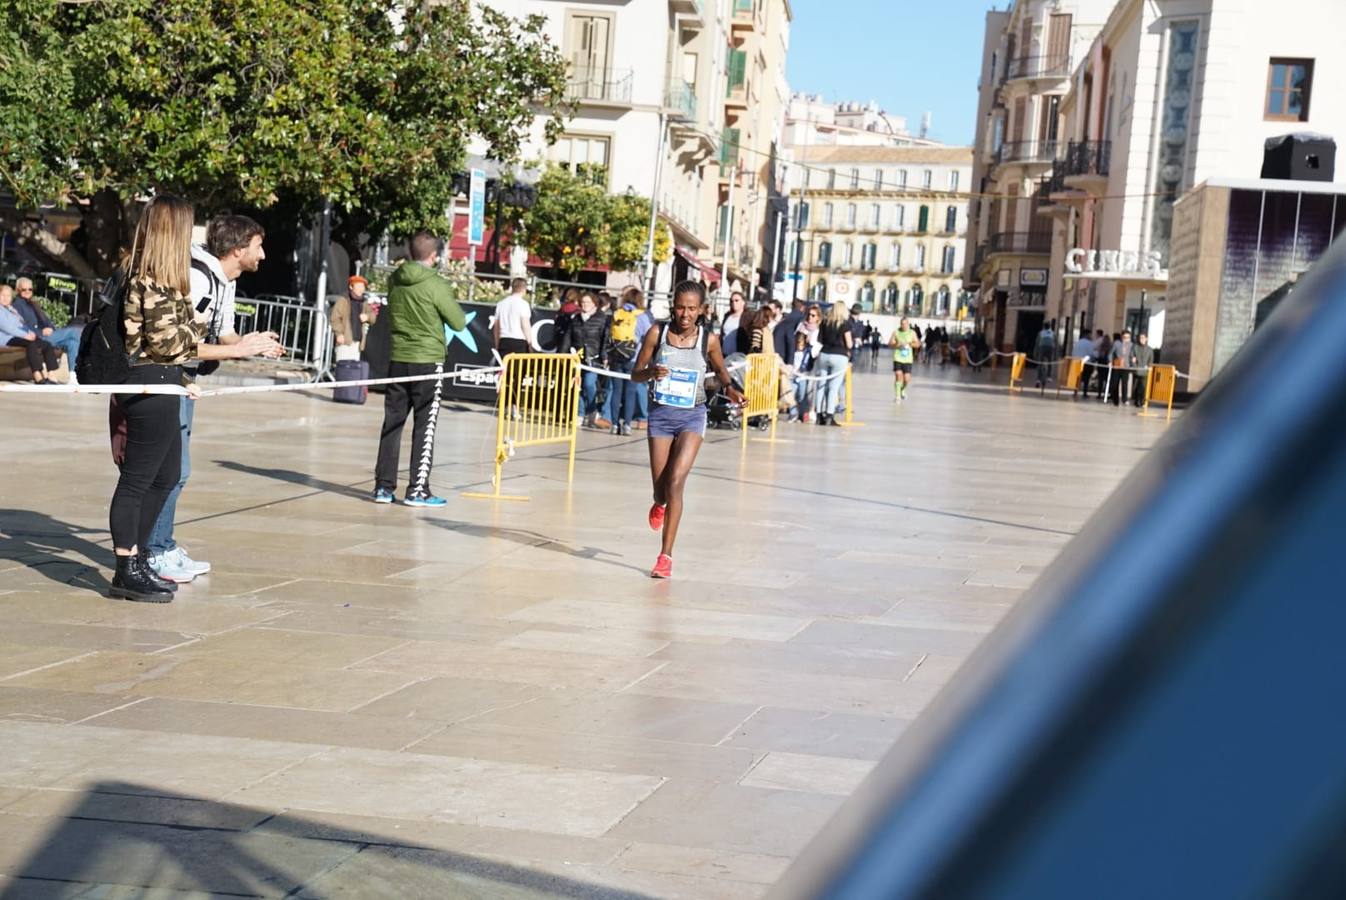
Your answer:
(838, 421), (867, 427)
(462, 491), (531, 502)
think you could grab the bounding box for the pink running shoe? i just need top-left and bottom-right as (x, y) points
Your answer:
(650, 554), (673, 579)
(648, 503), (667, 531)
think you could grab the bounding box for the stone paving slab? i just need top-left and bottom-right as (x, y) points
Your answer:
(0, 367), (1170, 896)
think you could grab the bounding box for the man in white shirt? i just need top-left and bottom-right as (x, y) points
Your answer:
(1072, 330), (1095, 397)
(493, 278), (535, 360)
(147, 215), (278, 583)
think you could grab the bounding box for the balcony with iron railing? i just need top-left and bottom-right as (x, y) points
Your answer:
(664, 79), (697, 120)
(1007, 54), (1070, 81)
(1061, 141), (1112, 194)
(990, 231), (1053, 255)
(565, 68), (633, 106)
(996, 139), (1058, 167)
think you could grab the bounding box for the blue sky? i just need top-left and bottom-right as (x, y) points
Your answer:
(785, 0), (998, 147)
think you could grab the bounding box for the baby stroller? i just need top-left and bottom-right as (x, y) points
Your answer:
(706, 353), (770, 431)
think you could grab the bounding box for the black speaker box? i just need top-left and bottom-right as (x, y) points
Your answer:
(1261, 133), (1335, 182)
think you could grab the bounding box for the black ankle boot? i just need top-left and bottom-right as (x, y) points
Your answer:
(138, 551), (178, 593)
(110, 554), (173, 603)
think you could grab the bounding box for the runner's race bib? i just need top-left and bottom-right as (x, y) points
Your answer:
(654, 367), (698, 408)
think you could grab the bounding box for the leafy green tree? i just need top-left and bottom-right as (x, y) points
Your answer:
(0, 0), (570, 276)
(521, 165), (609, 276)
(520, 165), (671, 278)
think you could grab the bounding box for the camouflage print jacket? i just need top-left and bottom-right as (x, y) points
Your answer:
(124, 277), (204, 366)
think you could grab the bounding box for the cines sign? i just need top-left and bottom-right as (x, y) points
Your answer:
(1065, 248), (1165, 278)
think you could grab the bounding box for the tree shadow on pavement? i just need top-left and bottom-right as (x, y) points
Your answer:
(0, 781), (652, 899)
(0, 509), (110, 593)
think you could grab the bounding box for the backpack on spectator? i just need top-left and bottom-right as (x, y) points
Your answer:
(76, 273), (136, 385)
(546, 308), (575, 352)
(190, 257), (224, 376)
(609, 306), (639, 362)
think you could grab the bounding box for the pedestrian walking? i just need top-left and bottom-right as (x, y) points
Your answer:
(372, 231), (467, 507)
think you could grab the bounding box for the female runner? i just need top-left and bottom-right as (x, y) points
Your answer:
(632, 281), (744, 578)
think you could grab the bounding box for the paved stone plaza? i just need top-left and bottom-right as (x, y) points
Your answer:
(0, 366), (1170, 898)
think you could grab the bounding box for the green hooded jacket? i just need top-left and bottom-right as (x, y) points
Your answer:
(387, 261), (468, 364)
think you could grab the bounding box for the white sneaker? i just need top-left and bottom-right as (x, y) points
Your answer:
(149, 553), (197, 584)
(170, 546), (211, 576)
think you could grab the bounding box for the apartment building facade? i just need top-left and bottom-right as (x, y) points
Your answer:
(785, 145), (973, 327)
(963, 0), (1114, 352)
(1042, 0), (1346, 385)
(482, 0), (790, 297)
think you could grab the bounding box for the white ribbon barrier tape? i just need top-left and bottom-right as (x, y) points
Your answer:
(578, 360), (748, 382)
(0, 367), (505, 398)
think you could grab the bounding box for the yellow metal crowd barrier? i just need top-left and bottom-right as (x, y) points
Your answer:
(463, 352), (580, 502)
(839, 365), (864, 427)
(1008, 352), (1027, 392)
(1141, 364), (1178, 422)
(1058, 356), (1085, 395)
(741, 352), (781, 446)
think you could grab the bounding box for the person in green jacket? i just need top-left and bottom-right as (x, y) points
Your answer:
(372, 231), (467, 507)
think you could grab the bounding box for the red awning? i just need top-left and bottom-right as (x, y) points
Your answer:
(675, 246), (722, 286)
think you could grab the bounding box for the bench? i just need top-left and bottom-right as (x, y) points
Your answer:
(0, 345), (71, 383)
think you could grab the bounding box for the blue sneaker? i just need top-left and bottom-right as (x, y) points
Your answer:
(372, 488), (395, 504)
(403, 493), (447, 508)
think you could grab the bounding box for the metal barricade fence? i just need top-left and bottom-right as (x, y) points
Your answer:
(463, 352), (580, 502)
(232, 295), (326, 371)
(1008, 352), (1027, 392)
(1142, 364), (1178, 421)
(740, 352), (780, 447)
(1059, 356), (1085, 395)
(840, 365), (864, 427)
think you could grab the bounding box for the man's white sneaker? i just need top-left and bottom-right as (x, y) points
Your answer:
(148, 553), (197, 584)
(171, 546), (211, 576)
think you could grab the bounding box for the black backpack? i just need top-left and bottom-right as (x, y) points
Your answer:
(190, 257), (224, 375)
(546, 309), (575, 352)
(76, 273), (135, 385)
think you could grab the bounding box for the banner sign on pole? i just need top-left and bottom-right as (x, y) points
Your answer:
(468, 168), (487, 247)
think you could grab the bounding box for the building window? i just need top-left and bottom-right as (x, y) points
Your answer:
(827, 169), (836, 189)
(935, 285), (951, 316)
(894, 205), (905, 230)
(941, 245), (956, 273)
(870, 203), (881, 228)
(882, 282), (899, 312)
(846, 203), (857, 227)
(908, 284), (924, 314)
(949, 170), (960, 192)
(817, 241), (832, 267)
(822, 202), (833, 227)
(842, 241), (854, 268)
(789, 238), (801, 268)
(550, 134), (611, 185)
(861, 242), (877, 270)
(889, 243), (901, 269)
(1266, 58), (1313, 121)
(795, 201), (810, 229)
(897, 169), (908, 189)
(945, 206), (957, 233)
(874, 169), (884, 190)
(915, 244), (927, 270)
(811, 279), (827, 301)
(860, 281), (876, 311)
(917, 205), (930, 233)
(922, 169), (933, 189)
(850, 168), (860, 189)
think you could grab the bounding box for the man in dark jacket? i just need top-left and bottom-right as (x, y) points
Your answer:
(372, 231), (467, 507)
(1130, 332), (1156, 407)
(775, 298), (805, 361)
